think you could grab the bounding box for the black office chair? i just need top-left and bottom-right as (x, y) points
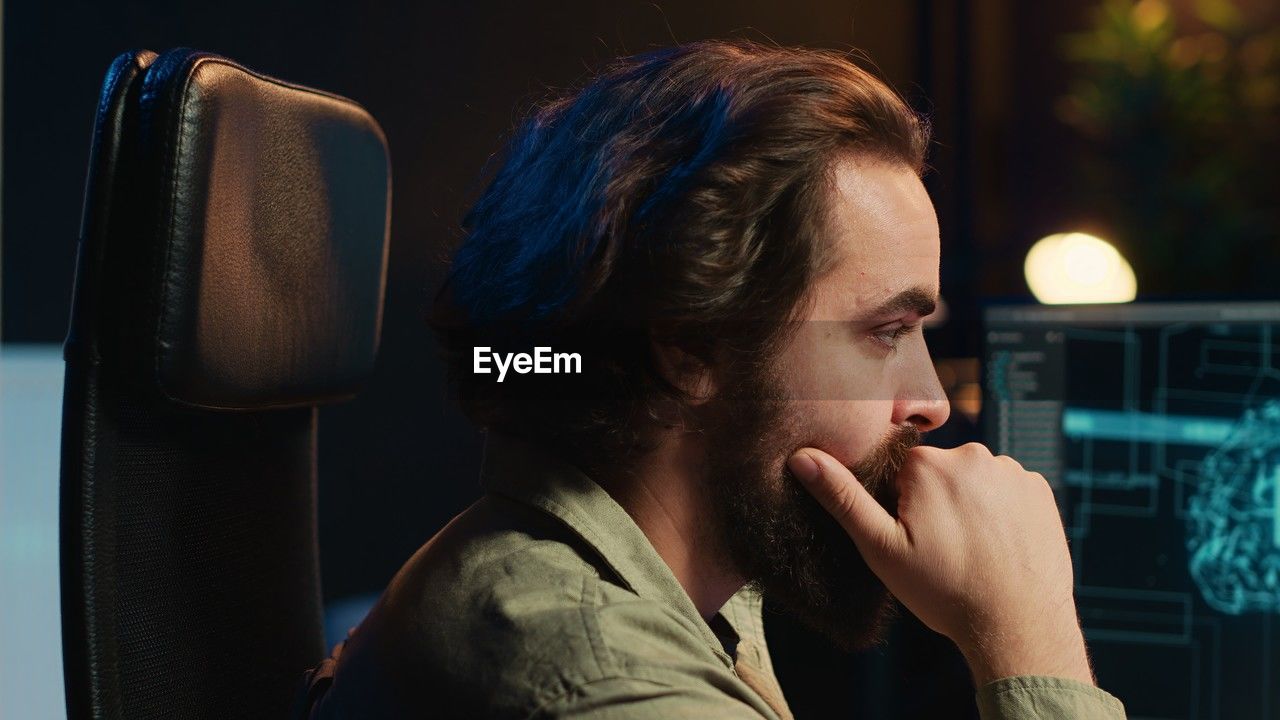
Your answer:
(59, 48), (391, 719)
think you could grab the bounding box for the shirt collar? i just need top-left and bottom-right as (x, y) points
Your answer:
(478, 431), (738, 666)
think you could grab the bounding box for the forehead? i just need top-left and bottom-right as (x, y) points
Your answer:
(809, 157), (940, 320)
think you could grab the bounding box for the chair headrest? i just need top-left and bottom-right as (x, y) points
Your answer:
(135, 49), (391, 410)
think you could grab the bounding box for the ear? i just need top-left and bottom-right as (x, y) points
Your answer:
(648, 332), (718, 405)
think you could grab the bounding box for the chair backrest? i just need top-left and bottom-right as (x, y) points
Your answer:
(59, 48), (391, 720)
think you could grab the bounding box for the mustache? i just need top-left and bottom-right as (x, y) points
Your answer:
(849, 424), (921, 505)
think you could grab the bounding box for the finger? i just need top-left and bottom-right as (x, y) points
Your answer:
(787, 448), (905, 559)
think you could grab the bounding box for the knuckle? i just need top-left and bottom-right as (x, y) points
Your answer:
(910, 445), (945, 464)
(995, 453), (1023, 469)
(960, 442), (992, 458)
(828, 479), (860, 517)
(1024, 471), (1056, 503)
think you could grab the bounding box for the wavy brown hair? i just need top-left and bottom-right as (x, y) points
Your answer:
(430, 39), (930, 472)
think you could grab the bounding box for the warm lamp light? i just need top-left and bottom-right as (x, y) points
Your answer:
(1024, 232), (1137, 304)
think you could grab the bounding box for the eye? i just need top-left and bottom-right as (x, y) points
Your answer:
(871, 323), (920, 351)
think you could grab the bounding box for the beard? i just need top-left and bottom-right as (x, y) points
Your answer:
(698, 364), (920, 652)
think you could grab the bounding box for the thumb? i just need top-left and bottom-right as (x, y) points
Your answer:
(787, 448), (905, 560)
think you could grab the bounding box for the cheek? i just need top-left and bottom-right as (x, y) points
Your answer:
(773, 325), (895, 464)
(790, 399), (895, 467)
(777, 322), (889, 403)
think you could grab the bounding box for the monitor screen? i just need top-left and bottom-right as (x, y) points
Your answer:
(982, 302), (1280, 719)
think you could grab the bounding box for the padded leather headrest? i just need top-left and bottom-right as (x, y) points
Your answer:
(136, 49), (391, 410)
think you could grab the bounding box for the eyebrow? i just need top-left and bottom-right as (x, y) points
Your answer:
(865, 287), (937, 320)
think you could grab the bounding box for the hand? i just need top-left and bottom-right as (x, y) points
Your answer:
(787, 442), (1094, 686)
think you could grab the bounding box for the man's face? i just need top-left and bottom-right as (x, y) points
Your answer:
(702, 157), (950, 650)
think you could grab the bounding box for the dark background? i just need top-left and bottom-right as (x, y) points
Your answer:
(5, 1), (1277, 717)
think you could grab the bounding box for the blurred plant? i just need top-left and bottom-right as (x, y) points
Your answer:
(1058, 0), (1280, 295)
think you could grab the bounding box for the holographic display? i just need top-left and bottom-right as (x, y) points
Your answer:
(984, 303), (1280, 720)
(1186, 400), (1280, 616)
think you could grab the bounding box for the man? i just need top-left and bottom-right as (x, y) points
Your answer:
(299, 40), (1126, 718)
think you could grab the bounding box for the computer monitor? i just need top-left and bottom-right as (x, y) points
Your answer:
(982, 301), (1280, 720)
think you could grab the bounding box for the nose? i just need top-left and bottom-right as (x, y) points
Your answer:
(891, 355), (951, 432)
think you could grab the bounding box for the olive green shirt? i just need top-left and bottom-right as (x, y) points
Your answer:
(312, 433), (1126, 719)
